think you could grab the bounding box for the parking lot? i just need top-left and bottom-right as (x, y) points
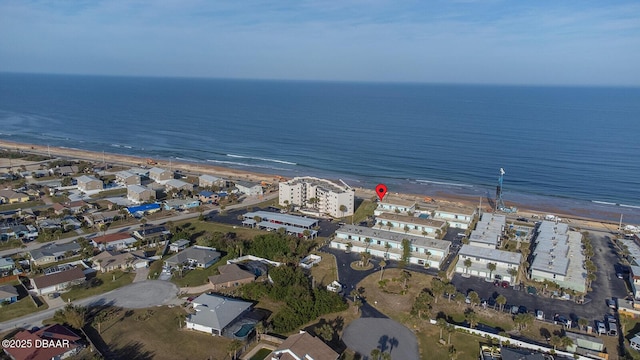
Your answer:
(452, 230), (628, 326)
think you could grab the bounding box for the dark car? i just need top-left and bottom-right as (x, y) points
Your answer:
(517, 217), (529, 222)
(501, 281), (510, 288)
(494, 280), (500, 287)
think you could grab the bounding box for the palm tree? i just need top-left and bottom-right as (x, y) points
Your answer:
(549, 335), (562, 351)
(360, 252), (371, 267)
(386, 221), (393, 231)
(350, 289), (359, 302)
(578, 318), (588, 332)
(227, 339), (243, 360)
(364, 237), (372, 250)
(496, 294), (506, 311)
(464, 309), (479, 328)
(431, 278), (445, 304)
(385, 242), (391, 256)
(379, 260), (387, 280)
(560, 336), (573, 350)
(445, 283), (456, 302)
(354, 298), (363, 314)
(463, 258), (472, 274)
(370, 348), (381, 360)
(400, 270), (411, 289)
(437, 318), (447, 340)
(404, 225), (410, 234)
(446, 324), (455, 345)
(340, 204), (347, 219)
(487, 262), (496, 280)
(380, 352), (391, 360)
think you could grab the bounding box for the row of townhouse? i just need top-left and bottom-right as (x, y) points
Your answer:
(374, 198), (476, 230)
(331, 225), (451, 268)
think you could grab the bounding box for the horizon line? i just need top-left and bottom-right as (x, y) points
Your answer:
(2, 70), (639, 89)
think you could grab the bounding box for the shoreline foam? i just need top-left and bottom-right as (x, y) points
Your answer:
(0, 139), (635, 228)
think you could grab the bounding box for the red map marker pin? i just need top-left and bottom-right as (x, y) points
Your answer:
(375, 183), (388, 201)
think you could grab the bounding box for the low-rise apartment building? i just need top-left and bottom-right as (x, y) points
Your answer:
(76, 175), (103, 192)
(115, 170), (141, 185)
(433, 206), (476, 230)
(331, 225), (450, 268)
(529, 221), (586, 293)
(373, 197), (416, 216)
(456, 244), (521, 283)
(375, 213), (446, 237)
(467, 213), (505, 249)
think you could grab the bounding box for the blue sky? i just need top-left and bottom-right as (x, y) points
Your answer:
(1, 0), (639, 85)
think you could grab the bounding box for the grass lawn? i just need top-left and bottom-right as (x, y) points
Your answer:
(310, 251), (338, 287)
(0, 297), (49, 322)
(96, 306), (233, 360)
(89, 188), (127, 199)
(175, 220), (266, 244)
(250, 347), (273, 360)
(622, 316), (640, 359)
(148, 259), (164, 280)
(351, 199), (377, 224)
(0, 200), (44, 211)
(357, 268), (568, 360)
(61, 270), (135, 302)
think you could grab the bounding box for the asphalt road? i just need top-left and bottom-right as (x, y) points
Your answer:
(0, 280), (179, 332)
(452, 230), (628, 326)
(342, 318), (419, 360)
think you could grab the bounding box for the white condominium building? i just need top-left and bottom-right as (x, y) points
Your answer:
(279, 176), (354, 218)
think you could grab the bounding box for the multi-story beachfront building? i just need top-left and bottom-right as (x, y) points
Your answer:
(331, 225), (450, 268)
(127, 184), (155, 203)
(374, 213), (446, 237)
(76, 175), (103, 192)
(279, 176), (354, 218)
(148, 167), (173, 182)
(467, 213), (505, 249)
(115, 170), (141, 186)
(529, 220), (586, 292)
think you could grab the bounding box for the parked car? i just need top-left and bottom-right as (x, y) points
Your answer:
(501, 281), (510, 288)
(536, 310), (544, 320)
(607, 321), (618, 336)
(617, 273), (624, 279)
(596, 321), (607, 335)
(607, 298), (617, 309)
(605, 314), (616, 323)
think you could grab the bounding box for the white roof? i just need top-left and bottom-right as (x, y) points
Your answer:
(188, 293), (252, 331)
(128, 184), (150, 194)
(458, 244), (522, 265)
(243, 211), (318, 228)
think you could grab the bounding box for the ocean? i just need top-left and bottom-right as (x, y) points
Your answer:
(0, 73), (639, 223)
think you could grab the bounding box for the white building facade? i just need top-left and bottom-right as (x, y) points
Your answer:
(279, 176), (354, 218)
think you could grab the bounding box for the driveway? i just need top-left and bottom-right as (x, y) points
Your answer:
(342, 318), (419, 360)
(133, 266), (150, 283)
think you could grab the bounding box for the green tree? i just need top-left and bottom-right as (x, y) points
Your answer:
(578, 318), (588, 331)
(370, 348), (381, 360)
(560, 336), (573, 350)
(437, 318), (447, 340)
(364, 237), (373, 250)
(463, 258), (472, 274)
(496, 294), (507, 311)
(410, 290), (434, 319)
(549, 335), (562, 351)
(400, 239), (411, 268)
(467, 291), (480, 307)
(445, 283), (456, 302)
(386, 221), (393, 231)
(227, 339), (243, 360)
(400, 270), (412, 289)
(431, 278), (445, 304)
(487, 262), (496, 280)
(464, 309), (479, 329)
(340, 204), (347, 218)
(316, 323), (334, 342)
(379, 260), (387, 280)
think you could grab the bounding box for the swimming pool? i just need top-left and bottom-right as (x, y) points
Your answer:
(234, 323), (255, 338)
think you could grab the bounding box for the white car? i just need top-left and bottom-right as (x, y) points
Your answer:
(596, 321), (607, 335)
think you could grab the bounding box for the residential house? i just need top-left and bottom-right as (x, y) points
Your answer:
(0, 189), (30, 204)
(127, 184), (156, 203)
(91, 232), (138, 251)
(76, 175), (103, 192)
(331, 225), (450, 268)
(564, 332), (604, 355)
(164, 179), (194, 193)
(163, 198), (200, 211)
(234, 181), (263, 196)
(115, 170), (141, 185)
(29, 242), (81, 266)
(467, 213), (505, 249)
(60, 216), (82, 231)
(208, 264), (255, 291)
(164, 245), (221, 269)
(50, 165), (78, 176)
(31, 267), (85, 295)
(148, 167), (173, 182)
(456, 244), (522, 283)
(83, 210), (122, 227)
(126, 203), (161, 217)
(52, 200), (92, 215)
(169, 239), (190, 252)
(198, 190), (219, 204)
(433, 206), (477, 230)
(3, 324), (84, 360)
(631, 334), (640, 351)
(268, 331), (339, 360)
(529, 221), (586, 293)
(185, 293), (253, 336)
(373, 197), (416, 216)
(199, 174), (226, 188)
(0, 257), (15, 272)
(0, 284), (18, 304)
(92, 250), (149, 272)
(133, 225), (171, 245)
(375, 212), (446, 237)
(279, 176), (355, 218)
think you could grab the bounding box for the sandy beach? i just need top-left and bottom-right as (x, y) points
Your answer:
(0, 139), (626, 230)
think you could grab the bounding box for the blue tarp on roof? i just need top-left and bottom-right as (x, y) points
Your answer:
(199, 190), (214, 197)
(127, 203), (161, 214)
